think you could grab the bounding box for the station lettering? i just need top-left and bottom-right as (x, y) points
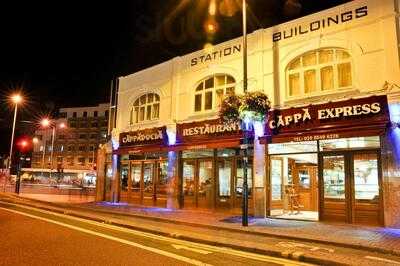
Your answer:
(190, 45), (241, 67)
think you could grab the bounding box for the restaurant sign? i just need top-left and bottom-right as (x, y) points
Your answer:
(119, 127), (167, 148)
(266, 95), (389, 140)
(177, 119), (242, 144)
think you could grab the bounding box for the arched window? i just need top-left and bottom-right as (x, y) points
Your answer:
(130, 93), (160, 124)
(194, 74), (235, 112)
(287, 49), (352, 98)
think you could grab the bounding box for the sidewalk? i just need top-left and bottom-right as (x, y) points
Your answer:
(20, 193), (95, 204)
(3, 193), (400, 259)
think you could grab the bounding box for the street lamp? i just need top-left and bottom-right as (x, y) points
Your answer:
(40, 118), (66, 178)
(205, 0), (249, 226)
(4, 94), (23, 192)
(241, 0), (250, 227)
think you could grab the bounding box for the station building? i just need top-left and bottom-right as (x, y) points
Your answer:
(96, 0), (400, 228)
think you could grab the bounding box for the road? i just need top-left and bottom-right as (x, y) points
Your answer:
(0, 202), (312, 266)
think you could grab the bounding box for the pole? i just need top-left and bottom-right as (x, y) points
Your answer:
(41, 141), (46, 178)
(15, 153), (23, 194)
(49, 126), (55, 179)
(242, 0), (249, 227)
(4, 103), (18, 192)
(107, 79), (114, 136)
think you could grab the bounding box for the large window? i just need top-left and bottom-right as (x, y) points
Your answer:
(194, 74), (235, 113)
(287, 49), (352, 98)
(130, 93), (160, 124)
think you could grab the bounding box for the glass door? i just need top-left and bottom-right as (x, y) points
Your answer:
(130, 163), (142, 203)
(197, 160), (213, 209)
(235, 158), (253, 211)
(216, 159), (233, 209)
(352, 152), (381, 225)
(320, 154), (348, 222)
(320, 151), (382, 225)
(143, 162), (155, 204)
(183, 160), (196, 208)
(156, 161), (168, 207)
(120, 164), (129, 192)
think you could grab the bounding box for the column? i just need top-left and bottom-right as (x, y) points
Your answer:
(111, 153), (120, 203)
(95, 145), (106, 201)
(253, 121), (266, 217)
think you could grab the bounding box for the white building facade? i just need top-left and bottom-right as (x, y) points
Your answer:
(97, 0), (400, 228)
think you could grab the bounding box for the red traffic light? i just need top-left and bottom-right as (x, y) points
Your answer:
(16, 136), (33, 153)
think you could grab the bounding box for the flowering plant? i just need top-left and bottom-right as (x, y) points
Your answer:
(218, 95), (241, 123)
(219, 91), (271, 123)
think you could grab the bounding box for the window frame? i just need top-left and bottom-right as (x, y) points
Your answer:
(286, 48), (353, 99)
(193, 74), (236, 114)
(130, 93), (160, 125)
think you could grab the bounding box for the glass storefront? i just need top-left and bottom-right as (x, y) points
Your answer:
(181, 148), (254, 211)
(269, 142), (319, 221)
(268, 136), (382, 225)
(119, 152), (169, 206)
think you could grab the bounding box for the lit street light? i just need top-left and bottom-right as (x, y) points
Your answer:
(4, 93), (23, 192)
(40, 118), (67, 178)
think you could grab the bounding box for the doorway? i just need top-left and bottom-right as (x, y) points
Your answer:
(120, 159), (168, 207)
(269, 153), (319, 221)
(182, 159), (213, 209)
(319, 150), (382, 226)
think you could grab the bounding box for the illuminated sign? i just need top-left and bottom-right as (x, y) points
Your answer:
(269, 102), (382, 129)
(119, 127), (167, 147)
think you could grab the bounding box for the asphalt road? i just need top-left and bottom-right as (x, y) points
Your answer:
(0, 203), (312, 266)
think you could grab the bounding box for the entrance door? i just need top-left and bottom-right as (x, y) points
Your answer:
(130, 163), (142, 203)
(182, 159), (213, 209)
(143, 162), (155, 205)
(216, 159), (233, 209)
(155, 161), (168, 207)
(183, 160), (196, 208)
(320, 154), (347, 222)
(197, 160), (213, 209)
(352, 152), (381, 225)
(320, 151), (382, 225)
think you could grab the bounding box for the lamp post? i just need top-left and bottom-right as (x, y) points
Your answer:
(4, 94), (23, 192)
(41, 119), (66, 179)
(206, 0), (249, 226)
(241, 0), (249, 227)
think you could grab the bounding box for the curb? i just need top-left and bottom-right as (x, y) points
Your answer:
(2, 194), (399, 258)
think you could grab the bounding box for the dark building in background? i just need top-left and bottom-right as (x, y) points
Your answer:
(30, 104), (109, 186)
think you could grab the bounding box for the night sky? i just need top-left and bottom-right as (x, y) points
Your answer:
(0, 0), (351, 154)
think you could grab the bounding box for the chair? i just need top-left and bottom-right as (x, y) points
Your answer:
(285, 184), (303, 214)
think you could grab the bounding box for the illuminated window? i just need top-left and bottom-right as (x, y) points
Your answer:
(287, 49), (352, 97)
(130, 93), (160, 124)
(194, 74), (235, 113)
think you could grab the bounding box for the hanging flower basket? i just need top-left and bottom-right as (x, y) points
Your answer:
(219, 91), (271, 124)
(219, 94), (241, 123)
(239, 92), (271, 122)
